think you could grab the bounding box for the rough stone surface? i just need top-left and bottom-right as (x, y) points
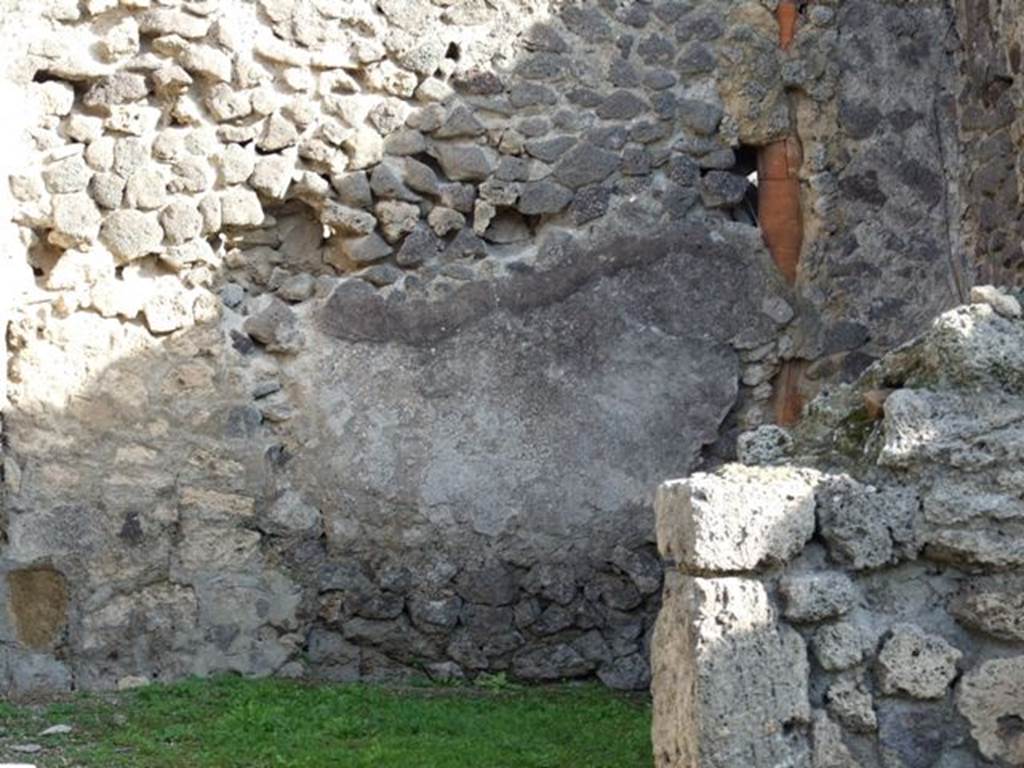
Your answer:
(243, 296), (305, 353)
(971, 284), (1022, 319)
(656, 465), (818, 573)
(826, 675), (877, 734)
(956, 656), (1024, 765)
(816, 476), (919, 570)
(654, 301), (1024, 765)
(100, 209), (163, 262)
(779, 573), (857, 623)
(949, 575), (1024, 642)
(812, 622), (866, 672)
(877, 624), (962, 700)
(652, 574), (810, 768)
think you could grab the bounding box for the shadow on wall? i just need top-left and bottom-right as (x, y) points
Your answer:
(651, 300), (1024, 767)
(0, 0), (799, 695)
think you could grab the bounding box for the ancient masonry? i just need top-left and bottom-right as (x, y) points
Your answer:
(0, 0), (1020, 693)
(652, 292), (1024, 767)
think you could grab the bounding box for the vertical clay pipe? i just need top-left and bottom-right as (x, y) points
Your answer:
(758, 136), (803, 285)
(760, 0), (807, 424)
(759, 0), (803, 286)
(776, 0), (799, 49)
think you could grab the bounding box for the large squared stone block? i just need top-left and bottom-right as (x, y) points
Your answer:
(652, 573), (811, 768)
(655, 465), (819, 573)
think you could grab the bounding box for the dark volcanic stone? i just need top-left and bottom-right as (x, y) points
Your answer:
(518, 181), (574, 215)
(597, 653), (651, 691)
(512, 643), (595, 680)
(554, 143), (620, 189)
(455, 564), (518, 606)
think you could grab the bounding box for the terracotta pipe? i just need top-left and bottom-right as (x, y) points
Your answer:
(776, 0), (800, 50)
(762, 0), (807, 425)
(773, 360), (807, 426)
(758, 136), (803, 285)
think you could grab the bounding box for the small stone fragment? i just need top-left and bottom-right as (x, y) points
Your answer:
(677, 98), (724, 136)
(331, 171), (373, 208)
(949, 575), (1024, 643)
(445, 228), (487, 261)
(139, 9), (212, 38)
(370, 162), (419, 202)
(205, 84), (252, 122)
(375, 201), (419, 243)
(956, 656), (1024, 764)
(877, 624), (961, 700)
(327, 233), (393, 268)
(553, 142), (619, 189)
(218, 144), (256, 184)
(89, 173), (126, 209)
(736, 425), (792, 465)
(98, 17), (140, 61)
(402, 158), (441, 196)
(701, 171), (749, 208)
(159, 200), (203, 245)
(243, 295), (305, 352)
(220, 187), (265, 227)
(826, 675), (877, 733)
(397, 225), (441, 267)
(970, 284), (1022, 319)
(124, 168), (168, 210)
(43, 154), (92, 194)
(518, 181), (574, 215)
(258, 112), (300, 152)
(435, 105), (486, 139)
(384, 129), (427, 156)
(250, 153), (294, 200)
(812, 622), (866, 671)
(278, 273), (315, 302)
(428, 206), (465, 236)
(817, 476), (919, 570)
(101, 209), (164, 262)
(40, 723), (73, 736)
(343, 127), (384, 170)
(52, 192), (102, 245)
(780, 573), (857, 623)
(320, 201), (376, 236)
(361, 264), (403, 287)
(432, 143), (496, 182)
(144, 280), (195, 333)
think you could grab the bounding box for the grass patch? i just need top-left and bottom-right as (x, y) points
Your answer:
(0, 676), (652, 767)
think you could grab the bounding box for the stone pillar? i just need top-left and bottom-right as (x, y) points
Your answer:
(651, 467), (820, 768)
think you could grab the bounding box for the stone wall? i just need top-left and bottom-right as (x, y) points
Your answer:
(0, 0), (1018, 695)
(797, 0), (968, 367)
(0, 0), (805, 695)
(954, 0), (1024, 288)
(652, 292), (1024, 767)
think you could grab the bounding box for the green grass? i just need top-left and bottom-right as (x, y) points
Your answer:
(0, 676), (652, 768)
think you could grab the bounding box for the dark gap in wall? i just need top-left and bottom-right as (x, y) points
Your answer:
(412, 151), (445, 177)
(997, 714), (1024, 740)
(732, 144), (760, 227)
